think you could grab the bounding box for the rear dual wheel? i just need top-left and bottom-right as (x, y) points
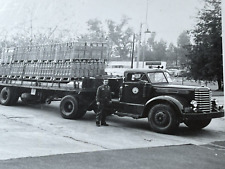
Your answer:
(60, 95), (86, 119)
(0, 87), (19, 106)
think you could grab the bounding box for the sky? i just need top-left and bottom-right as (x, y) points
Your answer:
(0, 0), (204, 45)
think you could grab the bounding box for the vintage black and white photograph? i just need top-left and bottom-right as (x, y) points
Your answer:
(0, 0), (224, 168)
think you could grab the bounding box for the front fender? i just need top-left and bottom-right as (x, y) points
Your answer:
(145, 95), (184, 116)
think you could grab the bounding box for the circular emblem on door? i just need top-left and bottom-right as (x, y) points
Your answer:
(132, 87), (139, 94)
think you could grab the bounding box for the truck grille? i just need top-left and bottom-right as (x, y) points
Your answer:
(195, 89), (212, 113)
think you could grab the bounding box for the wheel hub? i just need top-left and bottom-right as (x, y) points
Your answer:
(2, 91), (8, 100)
(154, 111), (169, 126)
(64, 102), (74, 113)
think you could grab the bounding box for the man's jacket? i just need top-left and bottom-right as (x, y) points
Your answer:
(96, 84), (112, 104)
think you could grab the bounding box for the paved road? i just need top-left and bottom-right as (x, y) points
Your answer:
(0, 96), (224, 168)
(0, 142), (224, 169)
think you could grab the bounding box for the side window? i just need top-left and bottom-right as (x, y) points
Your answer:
(131, 73), (142, 82)
(125, 73), (148, 82)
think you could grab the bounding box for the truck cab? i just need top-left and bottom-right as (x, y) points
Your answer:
(110, 69), (224, 134)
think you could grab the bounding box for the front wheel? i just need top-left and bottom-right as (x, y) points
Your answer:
(184, 119), (211, 130)
(148, 104), (179, 134)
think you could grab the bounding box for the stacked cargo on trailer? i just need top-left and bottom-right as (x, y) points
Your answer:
(0, 42), (108, 119)
(0, 42), (107, 81)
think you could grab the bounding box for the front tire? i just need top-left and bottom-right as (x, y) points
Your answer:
(184, 119), (211, 130)
(148, 104), (179, 134)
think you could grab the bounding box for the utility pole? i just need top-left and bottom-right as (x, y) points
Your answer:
(136, 23), (142, 68)
(131, 34), (135, 68)
(142, 29), (152, 68)
(142, 0), (151, 68)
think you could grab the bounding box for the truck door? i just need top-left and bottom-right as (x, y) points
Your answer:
(120, 73), (149, 104)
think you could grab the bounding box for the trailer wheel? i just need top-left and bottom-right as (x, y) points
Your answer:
(0, 87), (16, 106)
(148, 104), (179, 134)
(184, 119), (211, 130)
(60, 95), (79, 119)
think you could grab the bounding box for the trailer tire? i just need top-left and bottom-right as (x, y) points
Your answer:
(60, 95), (79, 119)
(148, 104), (179, 134)
(0, 87), (16, 106)
(184, 119), (211, 130)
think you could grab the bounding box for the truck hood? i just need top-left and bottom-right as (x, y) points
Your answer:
(152, 84), (210, 95)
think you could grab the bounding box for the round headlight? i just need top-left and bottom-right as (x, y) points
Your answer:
(190, 100), (198, 108)
(212, 98), (218, 106)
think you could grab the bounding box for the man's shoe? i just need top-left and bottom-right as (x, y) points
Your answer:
(101, 123), (109, 126)
(96, 122), (100, 127)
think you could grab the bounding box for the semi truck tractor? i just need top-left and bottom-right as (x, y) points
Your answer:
(0, 42), (224, 134)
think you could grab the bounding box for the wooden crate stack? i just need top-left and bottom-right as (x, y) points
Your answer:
(0, 42), (107, 82)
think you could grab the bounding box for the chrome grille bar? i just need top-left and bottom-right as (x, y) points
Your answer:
(195, 89), (212, 113)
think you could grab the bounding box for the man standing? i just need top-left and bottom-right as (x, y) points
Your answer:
(96, 79), (112, 127)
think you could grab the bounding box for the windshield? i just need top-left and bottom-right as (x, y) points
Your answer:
(147, 72), (171, 84)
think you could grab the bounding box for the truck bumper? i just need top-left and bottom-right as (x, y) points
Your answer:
(182, 110), (224, 120)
